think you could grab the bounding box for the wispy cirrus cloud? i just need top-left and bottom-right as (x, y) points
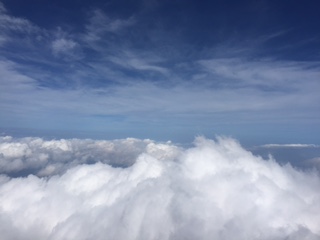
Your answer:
(0, 0), (319, 140)
(0, 3), (40, 34)
(198, 58), (320, 90)
(1, 55), (319, 134)
(51, 38), (79, 59)
(84, 9), (135, 43)
(108, 50), (170, 76)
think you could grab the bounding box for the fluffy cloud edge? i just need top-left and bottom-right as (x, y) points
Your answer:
(0, 135), (320, 239)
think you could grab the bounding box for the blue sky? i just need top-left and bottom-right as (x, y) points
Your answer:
(0, 0), (319, 144)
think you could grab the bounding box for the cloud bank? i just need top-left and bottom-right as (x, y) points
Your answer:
(1, 136), (320, 240)
(0, 136), (179, 177)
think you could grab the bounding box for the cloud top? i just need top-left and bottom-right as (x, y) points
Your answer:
(0, 136), (179, 177)
(1, 136), (320, 239)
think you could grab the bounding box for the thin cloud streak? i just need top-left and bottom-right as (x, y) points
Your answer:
(259, 144), (319, 148)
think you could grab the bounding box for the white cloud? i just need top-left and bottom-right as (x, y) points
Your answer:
(85, 9), (135, 42)
(50, 27), (83, 60)
(0, 136), (320, 239)
(0, 56), (319, 131)
(0, 3), (39, 34)
(198, 58), (320, 91)
(108, 50), (169, 75)
(50, 38), (84, 61)
(260, 144), (319, 148)
(0, 136), (180, 176)
(51, 38), (78, 56)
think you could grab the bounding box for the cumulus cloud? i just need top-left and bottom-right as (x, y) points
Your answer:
(0, 136), (179, 177)
(0, 136), (320, 240)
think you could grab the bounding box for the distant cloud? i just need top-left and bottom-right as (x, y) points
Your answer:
(260, 143), (319, 148)
(0, 136), (320, 239)
(0, 136), (179, 177)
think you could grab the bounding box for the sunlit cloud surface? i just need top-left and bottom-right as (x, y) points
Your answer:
(1, 136), (320, 239)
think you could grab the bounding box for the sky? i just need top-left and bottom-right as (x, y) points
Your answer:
(0, 0), (320, 144)
(1, 2), (320, 238)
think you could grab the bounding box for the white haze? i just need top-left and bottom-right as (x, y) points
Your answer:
(0, 136), (320, 240)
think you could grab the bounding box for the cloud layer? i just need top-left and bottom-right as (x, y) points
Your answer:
(1, 136), (320, 239)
